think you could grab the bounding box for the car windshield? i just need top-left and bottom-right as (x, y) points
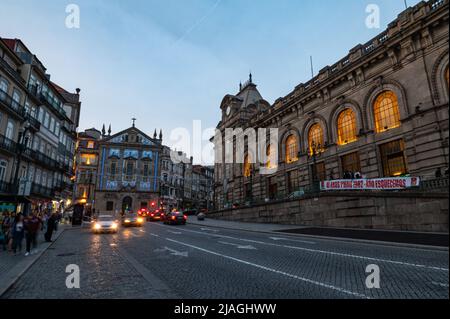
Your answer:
(98, 216), (114, 221)
(127, 214), (138, 218)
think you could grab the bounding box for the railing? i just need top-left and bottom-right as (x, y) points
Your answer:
(25, 113), (41, 130)
(0, 89), (25, 118)
(0, 180), (13, 194)
(0, 56), (24, 84)
(419, 177), (449, 191)
(0, 133), (18, 153)
(31, 183), (54, 198)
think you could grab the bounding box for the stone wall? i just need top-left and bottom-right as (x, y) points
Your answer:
(207, 191), (449, 233)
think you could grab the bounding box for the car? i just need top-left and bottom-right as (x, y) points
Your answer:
(164, 211), (187, 225)
(122, 213), (145, 227)
(138, 208), (149, 218)
(92, 215), (119, 234)
(147, 210), (165, 222)
(197, 212), (206, 221)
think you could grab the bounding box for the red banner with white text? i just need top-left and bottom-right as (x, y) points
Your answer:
(320, 177), (420, 191)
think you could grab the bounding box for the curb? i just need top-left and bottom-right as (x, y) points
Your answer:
(187, 220), (449, 252)
(0, 227), (67, 298)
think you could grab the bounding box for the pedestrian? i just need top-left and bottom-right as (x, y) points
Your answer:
(24, 212), (41, 256)
(45, 213), (57, 242)
(2, 211), (13, 253)
(11, 214), (25, 255)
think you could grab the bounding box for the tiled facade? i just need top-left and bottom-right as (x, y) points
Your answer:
(213, 0), (449, 210)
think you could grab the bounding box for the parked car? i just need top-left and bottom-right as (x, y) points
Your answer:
(163, 211), (187, 225)
(92, 215), (119, 234)
(122, 213), (145, 227)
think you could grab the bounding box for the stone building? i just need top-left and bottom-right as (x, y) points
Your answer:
(213, 0), (449, 221)
(94, 124), (163, 215)
(0, 37), (80, 215)
(192, 165), (215, 211)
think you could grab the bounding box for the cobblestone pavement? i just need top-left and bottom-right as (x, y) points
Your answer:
(2, 222), (448, 299)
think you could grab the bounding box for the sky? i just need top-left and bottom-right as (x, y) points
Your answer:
(0, 0), (421, 164)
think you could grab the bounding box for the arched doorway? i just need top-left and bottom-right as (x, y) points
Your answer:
(122, 196), (132, 213)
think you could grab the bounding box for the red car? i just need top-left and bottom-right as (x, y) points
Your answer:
(147, 209), (165, 222)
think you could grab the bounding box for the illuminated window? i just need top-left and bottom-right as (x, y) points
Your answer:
(266, 145), (277, 169)
(80, 154), (97, 166)
(379, 139), (408, 177)
(374, 91), (401, 133)
(337, 109), (357, 145)
(285, 135), (298, 163)
(244, 154), (252, 177)
(308, 124), (324, 155)
(341, 152), (361, 174)
(87, 141), (95, 149)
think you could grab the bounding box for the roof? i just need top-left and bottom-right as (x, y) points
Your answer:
(2, 39), (17, 51)
(236, 82), (264, 109)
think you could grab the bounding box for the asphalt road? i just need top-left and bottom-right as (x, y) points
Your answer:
(2, 221), (448, 299)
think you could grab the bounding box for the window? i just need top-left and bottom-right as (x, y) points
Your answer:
(55, 123), (60, 137)
(308, 124), (324, 155)
(0, 160), (8, 181)
(312, 162), (326, 181)
(106, 201), (114, 211)
(285, 135), (298, 163)
(5, 121), (14, 140)
(341, 152), (361, 175)
(50, 117), (55, 133)
(80, 154), (97, 166)
(0, 79), (8, 93)
(243, 154), (252, 177)
(38, 108), (44, 123)
(109, 162), (117, 177)
(12, 90), (21, 109)
(268, 177), (278, 199)
(380, 139), (408, 177)
(337, 109), (358, 145)
(87, 141), (95, 149)
(44, 112), (50, 128)
(266, 145), (277, 169)
(374, 91), (401, 133)
(287, 170), (300, 193)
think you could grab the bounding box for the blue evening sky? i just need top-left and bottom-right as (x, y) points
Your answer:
(0, 0), (421, 163)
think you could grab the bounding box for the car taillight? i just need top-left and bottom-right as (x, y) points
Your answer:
(151, 213), (154, 217)
(183, 215), (187, 219)
(171, 216), (176, 220)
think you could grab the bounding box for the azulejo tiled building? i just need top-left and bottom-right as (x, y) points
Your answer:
(93, 124), (163, 215)
(213, 0), (449, 214)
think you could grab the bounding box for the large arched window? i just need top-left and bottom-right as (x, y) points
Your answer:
(244, 154), (252, 177)
(337, 108), (358, 145)
(374, 91), (401, 133)
(285, 135), (298, 164)
(266, 145), (277, 169)
(308, 124), (324, 155)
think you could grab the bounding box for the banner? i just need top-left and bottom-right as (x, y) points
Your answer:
(320, 177), (420, 191)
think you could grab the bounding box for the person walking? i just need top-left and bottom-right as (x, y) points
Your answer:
(11, 214), (25, 255)
(44, 213), (57, 242)
(24, 212), (41, 256)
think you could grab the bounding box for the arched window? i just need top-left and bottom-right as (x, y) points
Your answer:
(266, 145), (278, 169)
(337, 108), (358, 145)
(308, 124), (324, 155)
(244, 154), (252, 177)
(374, 91), (401, 133)
(285, 135), (298, 164)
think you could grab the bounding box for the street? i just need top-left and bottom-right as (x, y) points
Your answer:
(1, 221), (448, 299)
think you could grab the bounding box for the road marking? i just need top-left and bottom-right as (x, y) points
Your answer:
(165, 238), (369, 299)
(154, 224), (448, 272)
(150, 233), (160, 237)
(200, 227), (219, 232)
(155, 246), (189, 257)
(218, 241), (257, 250)
(139, 229), (146, 233)
(269, 237), (316, 245)
(432, 281), (449, 288)
(167, 230), (182, 235)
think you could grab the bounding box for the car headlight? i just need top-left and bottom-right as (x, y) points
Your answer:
(94, 223), (101, 230)
(137, 217), (144, 223)
(111, 223), (118, 229)
(124, 219), (131, 223)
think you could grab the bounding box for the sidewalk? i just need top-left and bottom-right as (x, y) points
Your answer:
(0, 225), (68, 297)
(188, 218), (449, 248)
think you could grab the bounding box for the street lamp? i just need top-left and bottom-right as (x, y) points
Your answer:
(310, 141), (322, 189)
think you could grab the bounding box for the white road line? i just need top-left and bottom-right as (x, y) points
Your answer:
(432, 281), (449, 288)
(153, 224), (448, 272)
(218, 241), (257, 250)
(165, 238), (370, 299)
(269, 237), (316, 245)
(150, 233), (160, 237)
(167, 230), (182, 235)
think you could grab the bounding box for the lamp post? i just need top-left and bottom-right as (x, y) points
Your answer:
(310, 141), (322, 190)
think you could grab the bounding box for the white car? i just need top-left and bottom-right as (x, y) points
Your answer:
(92, 215), (119, 234)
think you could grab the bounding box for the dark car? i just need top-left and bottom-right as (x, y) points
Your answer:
(122, 213), (145, 227)
(147, 210), (165, 222)
(163, 211), (187, 225)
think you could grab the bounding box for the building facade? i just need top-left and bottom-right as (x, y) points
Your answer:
(214, 0), (449, 210)
(192, 165), (214, 211)
(94, 125), (163, 215)
(0, 37), (80, 215)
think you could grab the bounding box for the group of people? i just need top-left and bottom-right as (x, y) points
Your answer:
(343, 171), (364, 180)
(0, 210), (61, 256)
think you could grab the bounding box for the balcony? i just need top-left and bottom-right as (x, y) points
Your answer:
(0, 181), (13, 194)
(0, 89), (26, 119)
(31, 183), (54, 198)
(25, 113), (41, 131)
(0, 56), (24, 85)
(0, 133), (18, 154)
